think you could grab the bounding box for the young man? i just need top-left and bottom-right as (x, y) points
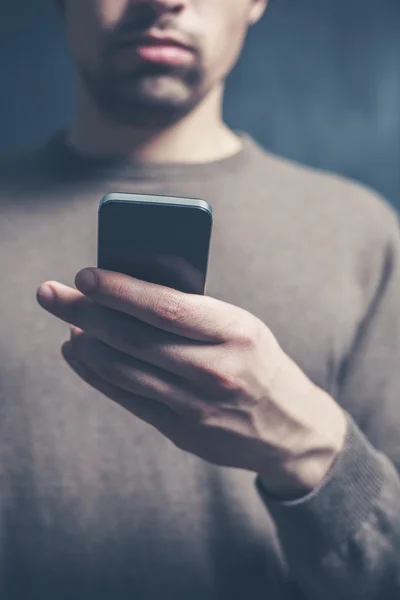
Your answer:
(0, 1), (399, 598)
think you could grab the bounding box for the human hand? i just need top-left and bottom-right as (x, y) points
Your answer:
(37, 268), (347, 499)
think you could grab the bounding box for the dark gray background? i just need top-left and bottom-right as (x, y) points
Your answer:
(1, 0), (399, 208)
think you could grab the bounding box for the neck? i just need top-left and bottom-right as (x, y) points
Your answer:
(68, 81), (242, 163)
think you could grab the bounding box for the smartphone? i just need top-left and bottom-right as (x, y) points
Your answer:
(97, 192), (213, 295)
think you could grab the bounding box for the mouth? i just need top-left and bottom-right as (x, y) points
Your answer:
(116, 33), (195, 67)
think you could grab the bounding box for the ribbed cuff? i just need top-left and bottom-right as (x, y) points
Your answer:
(255, 413), (385, 551)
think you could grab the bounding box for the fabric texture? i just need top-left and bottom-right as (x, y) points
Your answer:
(0, 133), (399, 599)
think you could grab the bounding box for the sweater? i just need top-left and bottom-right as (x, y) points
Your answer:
(0, 133), (399, 599)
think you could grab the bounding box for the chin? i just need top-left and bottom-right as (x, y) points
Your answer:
(82, 63), (205, 128)
(137, 75), (192, 105)
(101, 78), (203, 127)
(104, 96), (193, 128)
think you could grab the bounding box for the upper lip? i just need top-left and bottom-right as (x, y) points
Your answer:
(118, 32), (193, 51)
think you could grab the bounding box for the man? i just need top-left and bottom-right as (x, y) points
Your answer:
(0, 0), (399, 598)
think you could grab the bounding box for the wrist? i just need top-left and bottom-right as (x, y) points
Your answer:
(258, 395), (348, 501)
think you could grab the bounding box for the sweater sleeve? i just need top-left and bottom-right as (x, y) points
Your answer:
(256, 207), (400, 599)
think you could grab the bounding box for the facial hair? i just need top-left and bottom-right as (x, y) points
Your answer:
(79, 59), (206, 128)
(78, 5), (207, 128)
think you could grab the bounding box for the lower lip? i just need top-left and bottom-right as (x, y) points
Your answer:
(135, 44), (193, 66)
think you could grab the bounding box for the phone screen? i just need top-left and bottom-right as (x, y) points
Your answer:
(98, 198), (212, 295)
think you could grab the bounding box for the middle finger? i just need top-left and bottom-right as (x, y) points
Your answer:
(42, 282), (210, 380)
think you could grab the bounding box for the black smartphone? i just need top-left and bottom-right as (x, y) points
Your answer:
(97, 193), (213, 295)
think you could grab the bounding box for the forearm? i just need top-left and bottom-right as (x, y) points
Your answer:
(256, 414), (400, 600)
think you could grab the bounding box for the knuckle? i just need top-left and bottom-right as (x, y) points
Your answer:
(204, 358), (242, 398)
(217, 372), (242, 397)
(70, 331), (89, 356)
(135, 369), (166, 396)
(110, 277), (132, 303)
(102, 356), (143, 392)
(184, 404), (208, 425)
(185, 404), (223, 433)
(195, 406), (220, 427)
(153, 379), (177, 401)
(153, 290), (186, 324)
(229, 317), (259, 349)
(172, 396), (216, 427)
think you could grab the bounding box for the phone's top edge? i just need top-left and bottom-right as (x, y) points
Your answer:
(99, 193), (212, 215)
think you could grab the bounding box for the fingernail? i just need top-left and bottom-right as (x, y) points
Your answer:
(37, 284), (55, 308)
(70, 326), (80, 339)
(75, 269), (97, 294)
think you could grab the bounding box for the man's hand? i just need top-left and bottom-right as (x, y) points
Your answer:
(37, 268), (347, 500)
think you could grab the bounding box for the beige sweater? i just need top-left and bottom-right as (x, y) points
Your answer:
(0, 134), (399, 599)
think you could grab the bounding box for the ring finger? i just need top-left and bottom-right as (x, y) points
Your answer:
(68, 329), (210, 422)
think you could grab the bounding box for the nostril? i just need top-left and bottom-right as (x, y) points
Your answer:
(148, 0), (186, 15)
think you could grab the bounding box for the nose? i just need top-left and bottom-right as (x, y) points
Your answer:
(143, 0), (186, 13)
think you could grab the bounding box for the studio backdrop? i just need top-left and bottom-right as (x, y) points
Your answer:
(0, 0), (399, 209)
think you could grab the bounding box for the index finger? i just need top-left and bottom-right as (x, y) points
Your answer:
(75, 268), (234, 342)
